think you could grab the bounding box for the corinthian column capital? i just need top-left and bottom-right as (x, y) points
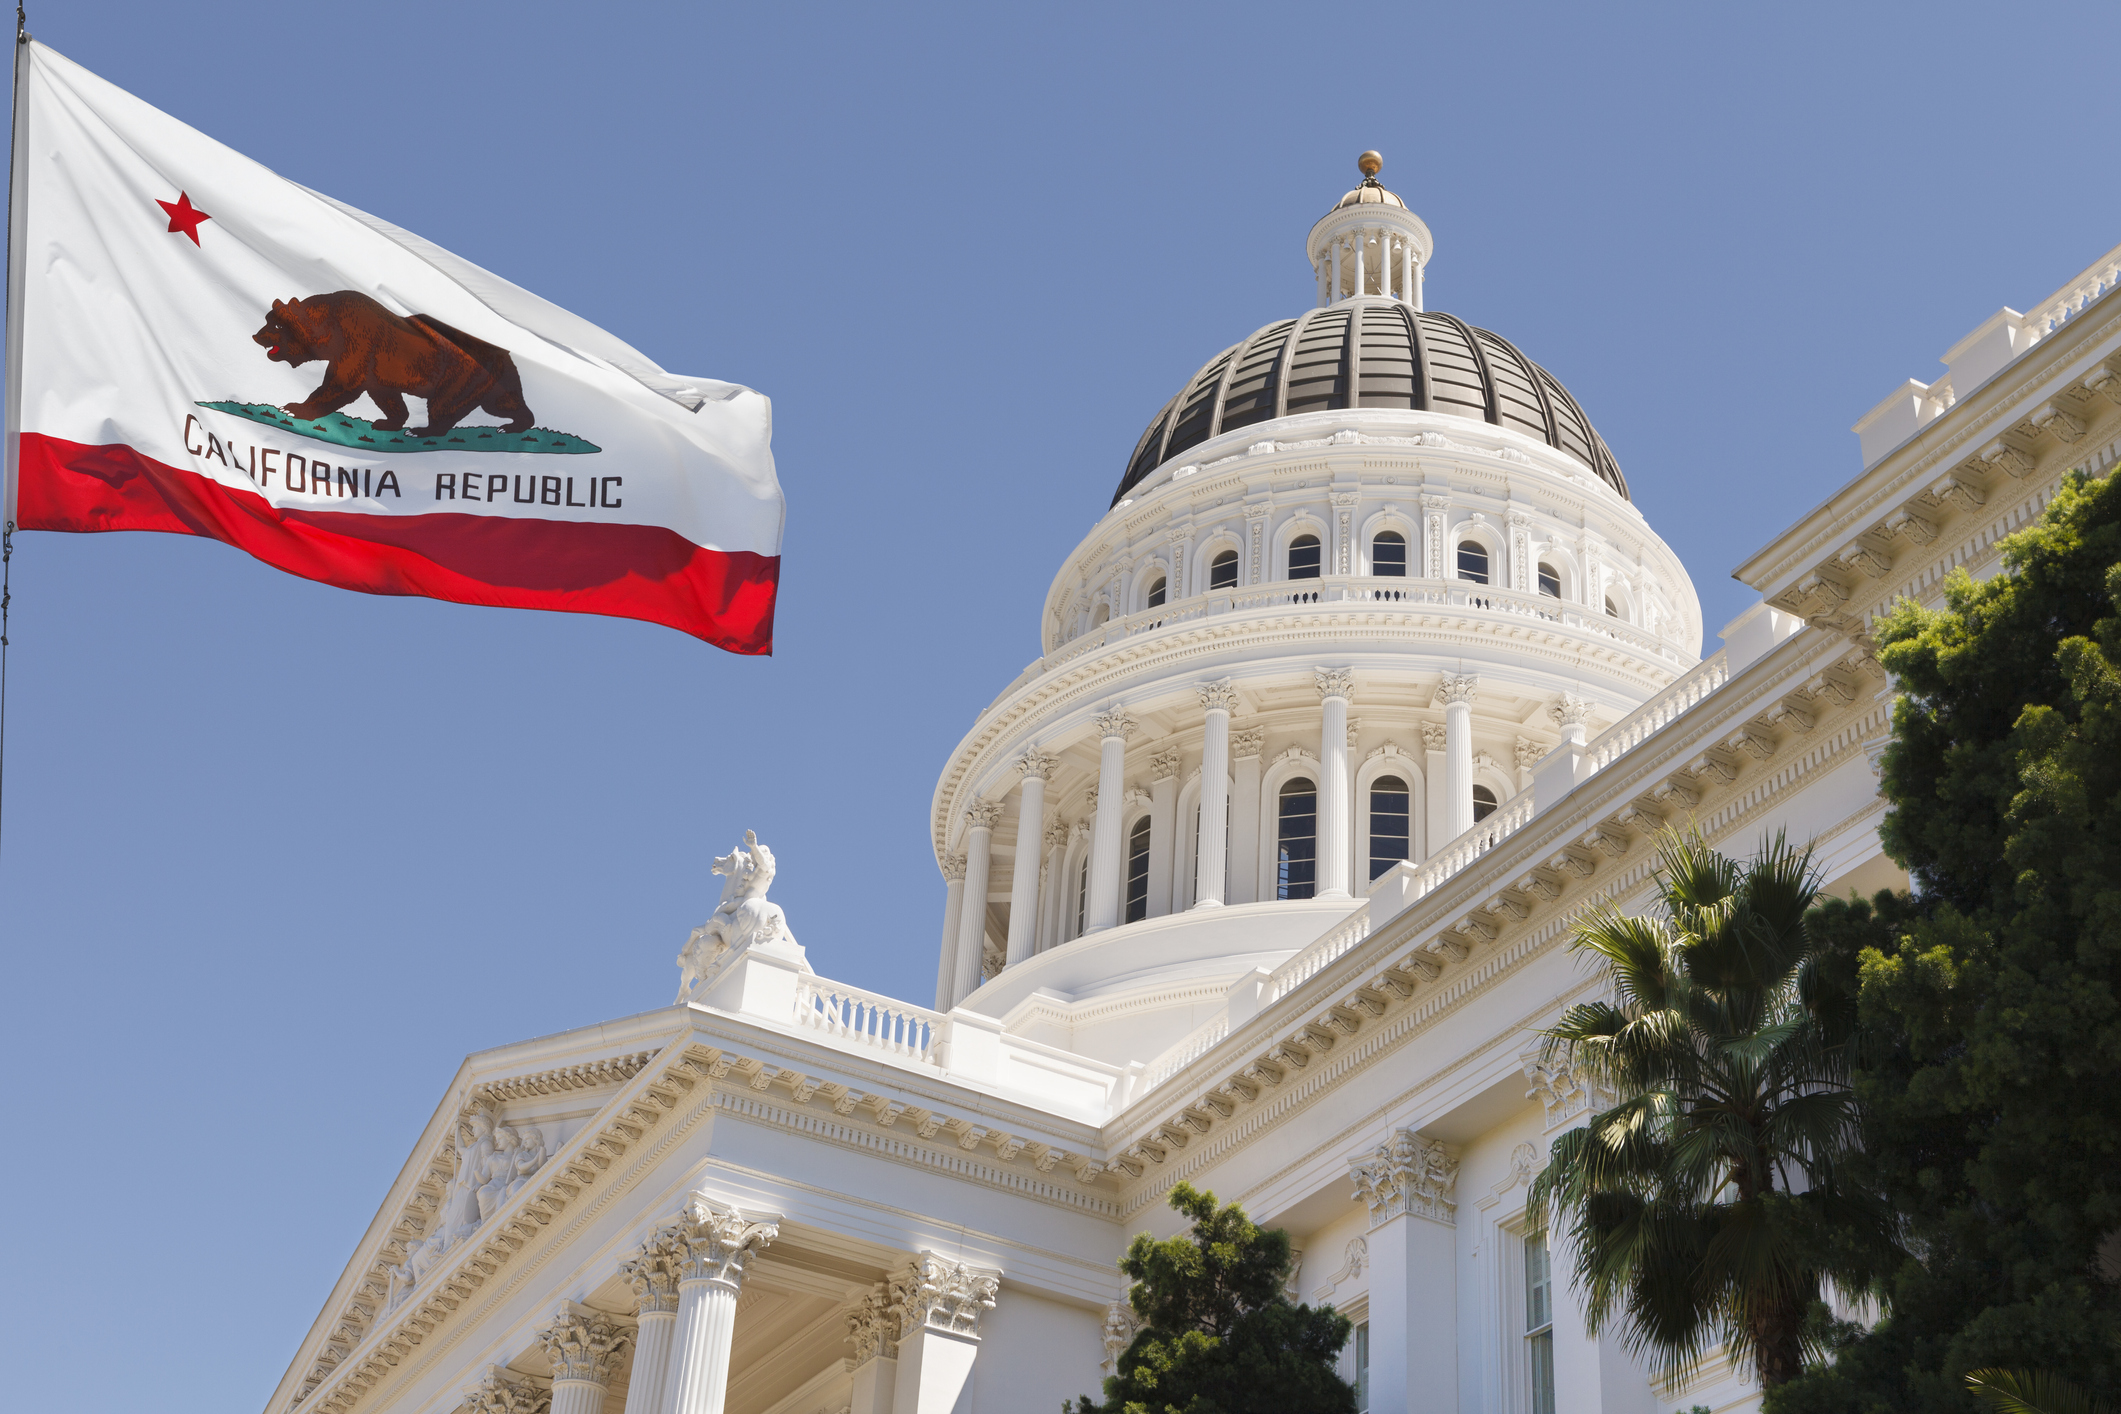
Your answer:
(846, 1280), (904, 1364)
(537, 1303), (633, 1387)
(1016, 746), (1058, 782)
(965, 799), (1003, 831)
(1196, 678), (1242, 714)
(460, 1365), (552, 1414)
(940, 851), (967, 883)
(1348, 1129), (1460, 1228)
(621, 1227), (683, 1315)
(1092, 706), (1139, 741)
(1314, 667), (1356, 703)
(895, 1253), (1002, 1341)
(671, 1196), (781, 1289)
(1436, 674), (1478, 708)
(1548, 692), (1592, 728)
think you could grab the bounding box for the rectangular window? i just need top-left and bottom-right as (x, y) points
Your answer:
(1525, 1232), (1555, 1414)
(1277, 780), (1317, 900)
(1354, 1320), (1370, 1411)
(1368, 776), (1411, 881)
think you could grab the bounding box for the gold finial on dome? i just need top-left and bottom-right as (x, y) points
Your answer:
(1357, 150), (1383, 177)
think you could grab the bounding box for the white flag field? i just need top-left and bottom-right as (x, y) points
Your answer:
(2, 39), (784, 652)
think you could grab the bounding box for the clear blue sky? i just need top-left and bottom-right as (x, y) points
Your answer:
(4, 4), (2116, 1410)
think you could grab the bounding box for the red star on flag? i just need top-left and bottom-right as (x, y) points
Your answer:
(156, 190), (210, 245)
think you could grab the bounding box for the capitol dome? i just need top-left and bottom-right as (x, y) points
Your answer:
(925, 153), (1701, 1066)
(1114, 306), (1628, 507)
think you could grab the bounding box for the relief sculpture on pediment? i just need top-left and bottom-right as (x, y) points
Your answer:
(385, 1105), (549, 1313)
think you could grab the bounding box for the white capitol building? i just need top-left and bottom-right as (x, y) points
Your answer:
(267, 158), (2121, 1414)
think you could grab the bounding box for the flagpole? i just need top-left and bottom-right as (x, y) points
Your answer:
(0, 6), (27, 864)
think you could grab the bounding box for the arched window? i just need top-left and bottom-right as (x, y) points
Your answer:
(1457, 541), (1490, 585)
(1276, 777), (1318, 900)
(1372, 530), (1407, 577)
(1472, 784), (1498, 823)
(1369, 775), (1410, 881)
(1124, 817), (1152, 923)
(1604, 595), (1620, 618)
(1537, 562), (1561, 598)
(1289, 533), (1321, 581)
(1209, 548), (1239, 590)
(1145, 576), (1167, 608)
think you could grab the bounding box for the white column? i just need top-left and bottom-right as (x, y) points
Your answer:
(1330, 238), (1342, 303)
(621, 1232), (683, 1414)
(847, 1281), (902, 1414)
(952, 802), (1001, 1003)
(1440, 675), (1477, 840)
(1194, 681), (1238, 907)
(1038, 823), (1068, 952)
(541, 1304), (633, 1414)
(1414, 254), (1424, 311)
(1421, 723), (1446, 861)
(1401, 238), (1413, 307)
(1228, 728), (1264, 905)
(890, 1254), (1002, 1414)
(1084, 707), (1136, 933)
(1353, 231), (1367, 299)
(1147, 748), (1180, 919)
(1004, 750), (1054, 967)
(931, 853), (965, 1013)
(1315, 669), (1354, 899)
(1349, 1132), (1460, 1414)
(662, 1198), (781, 1414)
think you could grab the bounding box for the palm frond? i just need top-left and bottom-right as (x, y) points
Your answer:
(1965, 1368), (2116, 1414)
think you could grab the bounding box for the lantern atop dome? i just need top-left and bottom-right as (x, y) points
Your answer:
(1309, 151), (1433, 308)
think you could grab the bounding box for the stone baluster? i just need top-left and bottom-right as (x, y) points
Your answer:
(951, 802), (1003, 1004)
(661, 1197), (781, 1414)
(1439, 676), (1478, 839)
(539, 1303), (632, 1414)
(1315, 669), (1355, 898)
(890, 1253), (1002, 1414)
(1084, 707), (1137, 933)
(1194, 681), (1240, 907)
(619, 1229), (683, 1414)
(1004, 750), (1055, 967)
(931, 852), (966, 1014)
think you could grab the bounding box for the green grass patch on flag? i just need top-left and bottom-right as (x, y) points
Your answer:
(198, 401), (601, 455)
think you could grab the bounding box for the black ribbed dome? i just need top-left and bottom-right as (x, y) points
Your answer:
(1113, 303), (1627, 506)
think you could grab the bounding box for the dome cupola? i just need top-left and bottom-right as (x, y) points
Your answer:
(1112, 153), (1626, 507)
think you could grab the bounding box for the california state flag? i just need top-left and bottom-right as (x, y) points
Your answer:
(3, 40), (782, 653)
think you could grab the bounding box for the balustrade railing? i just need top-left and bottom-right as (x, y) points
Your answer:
(792, 977), (941, 1065)
(1581, 650), (1730, 775)
(2025, 240), (2121, 338)
(1139, 1014), (1230, 1095)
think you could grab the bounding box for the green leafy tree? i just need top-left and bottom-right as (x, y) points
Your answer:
(1767, 469), (2121, 1411)
(1067, 1182), (1355, 1414)
(1527, 831), (1898, 1391)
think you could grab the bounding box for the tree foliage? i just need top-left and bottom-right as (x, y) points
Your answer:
(1767, 470), (2121, 1411)
(1067, 1182), (1355, 1414)
(1528, 831), (1898, 1390)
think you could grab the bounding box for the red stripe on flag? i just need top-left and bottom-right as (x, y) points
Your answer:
(15, 433), (777, 653)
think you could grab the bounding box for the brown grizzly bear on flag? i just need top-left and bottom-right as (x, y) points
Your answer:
(253, 291), (537, 437)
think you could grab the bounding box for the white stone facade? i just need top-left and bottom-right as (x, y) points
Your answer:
(266, 178), (2121, 1414)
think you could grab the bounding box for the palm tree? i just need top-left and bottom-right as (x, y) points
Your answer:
(1526, 830), (1896, 1391)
